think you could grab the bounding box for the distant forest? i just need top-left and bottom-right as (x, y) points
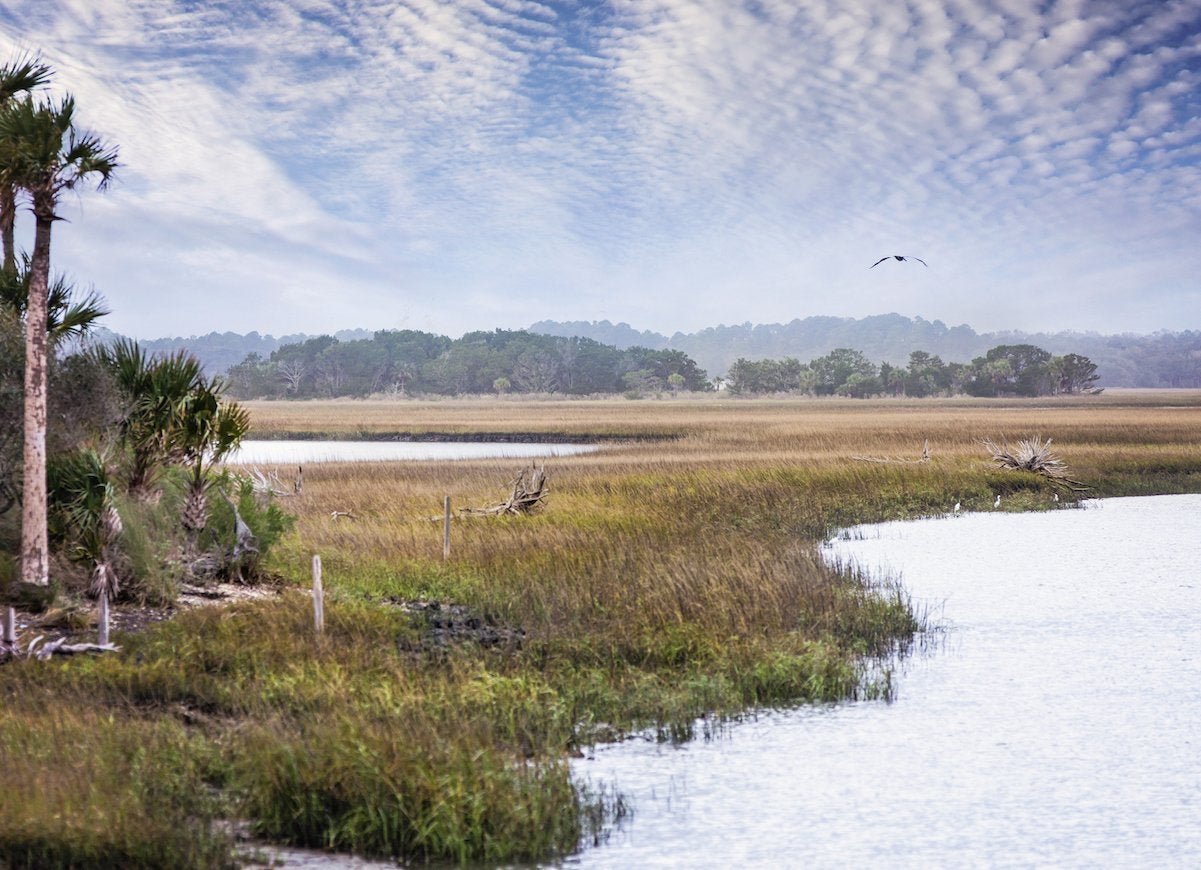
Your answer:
(105, 314), (1201, 390)
(222, 330), (710, 399)
(727, 345), (1100, 398)
(532, 315), (1201, 389)
(215, 328), (1101, 401)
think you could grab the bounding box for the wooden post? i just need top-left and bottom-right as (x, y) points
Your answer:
(2, 607), (14, 645)
(443, 495), (452, 560)
(312, 554), (324, 635)
(98, 594), (110, 646)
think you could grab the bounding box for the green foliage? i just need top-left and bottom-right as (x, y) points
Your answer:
(225, 329), (712, 398)
(727, 356), (807, 394)
(0, 311), (120, 533)
(0, 255), (109, 342)
(46, 447), (114, 561)
(0, 704), (234, 869)
(965, 344), (1054, 397)
(531, 316), (1201, 389)
(109, 489), (180, 605)
(0, 93), (119, 209)
(1051, 352), (1101, 394)
(238, 721), (583, 863)
(201, 473), (295, 580)
(722, 342), (1102, 398)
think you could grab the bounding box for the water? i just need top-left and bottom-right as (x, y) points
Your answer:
(227, 440), (598, 464)
(571, 494), (1201, 868)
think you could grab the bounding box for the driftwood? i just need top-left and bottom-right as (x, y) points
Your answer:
(330, 510), (358, 520)
(26, 637), (121, 659)
(853, 440), (932, 464)
(1, 633), (120, 663)
(249, 466), (303, 497)
(982, 435), (1089, 491)
(461, 466), (549, 516)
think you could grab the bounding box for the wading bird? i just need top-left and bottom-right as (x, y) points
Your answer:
(994, 494), (1002, 508)
(870, 255), (927, 268)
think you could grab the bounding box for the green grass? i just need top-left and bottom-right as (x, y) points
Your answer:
(3, 393), (1201, 866)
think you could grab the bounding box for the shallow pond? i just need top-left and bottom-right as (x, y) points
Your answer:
(227, 440), (599, 464)
(571, 494), (1201, 868)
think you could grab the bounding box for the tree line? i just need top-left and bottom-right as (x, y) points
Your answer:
(532, 316), (1201, 389)
(725, 344), (1101, 397)
(224, 328), (712, 398)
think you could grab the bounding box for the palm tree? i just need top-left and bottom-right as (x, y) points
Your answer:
(172, 381), (250, 554)
(0, 55), (53, 277)
(100, 340), (250, 549)
(0, 254), (109, 342)
(0, 94), (117, 586)
(102, 340), (206, 494)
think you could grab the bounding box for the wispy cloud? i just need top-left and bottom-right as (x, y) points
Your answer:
(1, 0), (1199, 339)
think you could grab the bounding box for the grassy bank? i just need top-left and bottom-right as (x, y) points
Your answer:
(2, 393), (1200, 867)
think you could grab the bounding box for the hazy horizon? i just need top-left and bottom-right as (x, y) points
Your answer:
(116, 311), (1187, 345)
(3, 1), (1200, 340)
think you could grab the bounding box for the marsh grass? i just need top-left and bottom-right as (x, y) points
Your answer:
(3, 393), (1200, 866)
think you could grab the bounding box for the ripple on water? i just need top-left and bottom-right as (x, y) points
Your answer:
(570, 494), (1201, 869)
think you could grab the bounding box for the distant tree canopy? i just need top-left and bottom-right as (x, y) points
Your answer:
(530, 316), (1201, 390)
(225, 329), (712, 399)
(726, 344), (1100, 398)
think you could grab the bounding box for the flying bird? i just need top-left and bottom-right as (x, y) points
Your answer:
(870, 255), (927, 268)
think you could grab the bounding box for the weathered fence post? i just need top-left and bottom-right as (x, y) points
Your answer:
(312, 554), (324, 635)
(2, 607), (14, 645)
(443, 495), (452, 560)
(98, 594), (110, 646)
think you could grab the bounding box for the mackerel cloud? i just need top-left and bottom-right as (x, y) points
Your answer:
(1, 0), (1198, 337)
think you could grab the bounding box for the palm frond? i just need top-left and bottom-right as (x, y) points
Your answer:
(0, 54), (53, 103)
(0, 254), (109, 338)
(0, 93), (118, 200)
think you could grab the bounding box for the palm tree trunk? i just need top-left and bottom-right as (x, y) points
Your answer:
(0, 183), (16, 276)
(20, 211), (52, 586)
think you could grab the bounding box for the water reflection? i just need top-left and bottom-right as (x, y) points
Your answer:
(227, 440), (599, 464)
(572, 495), (1201, 868)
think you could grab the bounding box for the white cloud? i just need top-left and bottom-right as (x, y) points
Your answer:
(0, 0), (1199, 340)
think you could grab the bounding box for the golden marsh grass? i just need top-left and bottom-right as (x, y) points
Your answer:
(2, 391), (1199, 866)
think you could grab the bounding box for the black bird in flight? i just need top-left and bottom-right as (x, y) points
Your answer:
(870, 255), (927, 268)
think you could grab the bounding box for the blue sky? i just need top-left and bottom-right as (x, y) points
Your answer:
(2, 0), (1199, 340)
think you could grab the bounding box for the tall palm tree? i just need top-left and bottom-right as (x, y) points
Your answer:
(0, 55), (53, 277)
(0, 94), (117, 586)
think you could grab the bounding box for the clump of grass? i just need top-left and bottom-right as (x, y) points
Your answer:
(238, 716), (583, 863)
(0, 702), (233, 869)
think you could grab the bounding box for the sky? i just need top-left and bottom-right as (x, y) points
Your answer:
(1, 0), (1200, 341)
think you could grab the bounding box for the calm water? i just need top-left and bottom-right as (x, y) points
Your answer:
(227, 440), (598, 464)
(571, 494), (1201, 868)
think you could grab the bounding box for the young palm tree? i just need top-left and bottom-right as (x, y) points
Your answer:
(0, 94), (117, 586)
(101, 340), (206, 494)
(0, 254), (109, 342)
(173, 383), (250, 553)
(0, 55), (53, 276)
